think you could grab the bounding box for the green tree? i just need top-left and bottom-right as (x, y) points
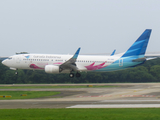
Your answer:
(150, 65), (160, 81)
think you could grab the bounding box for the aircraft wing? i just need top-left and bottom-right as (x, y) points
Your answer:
(59, 48), (81, 72)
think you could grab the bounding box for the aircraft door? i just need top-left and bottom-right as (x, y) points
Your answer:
(119, 58), (123, 67)
(16, 56), (21, 63)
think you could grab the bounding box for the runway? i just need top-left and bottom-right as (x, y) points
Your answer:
(0, 83), (160, 109)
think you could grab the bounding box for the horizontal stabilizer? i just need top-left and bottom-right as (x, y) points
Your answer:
(132, 57), (146, 62)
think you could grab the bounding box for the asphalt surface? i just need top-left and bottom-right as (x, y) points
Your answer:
(0, 83), (160, 109)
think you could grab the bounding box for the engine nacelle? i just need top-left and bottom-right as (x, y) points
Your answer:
(45, 65), (60, 74)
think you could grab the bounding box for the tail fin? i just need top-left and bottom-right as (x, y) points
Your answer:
(122, 29), (152, 57)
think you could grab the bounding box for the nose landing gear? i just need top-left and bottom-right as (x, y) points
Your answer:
(15, 69), (18, 75)
(15, 71), (18, 75)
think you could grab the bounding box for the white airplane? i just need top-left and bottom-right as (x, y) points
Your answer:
(2, 29), (152, 78)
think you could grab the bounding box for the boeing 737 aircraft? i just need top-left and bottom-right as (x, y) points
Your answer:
(2, 29), (152, 78)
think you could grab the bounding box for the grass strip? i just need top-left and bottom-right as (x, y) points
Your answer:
(0, 85), (117, 89)
(0, 91), (60, 99)
(0, 108), (160, 120)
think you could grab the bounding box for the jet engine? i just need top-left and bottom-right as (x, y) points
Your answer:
(45, 65), (60, 74)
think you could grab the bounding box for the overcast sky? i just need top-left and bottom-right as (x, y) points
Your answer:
(0, 0), (160, 56)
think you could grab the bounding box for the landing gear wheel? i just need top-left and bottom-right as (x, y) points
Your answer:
(76, 72), (81, 77)
(15, 71), (18, 75)
(69, 73), (74, 78)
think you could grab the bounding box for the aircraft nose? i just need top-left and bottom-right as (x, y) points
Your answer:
(2, 59), (8, 66)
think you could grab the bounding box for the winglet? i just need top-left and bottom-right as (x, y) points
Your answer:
(73, 47), (81, 59)
(59, 47), (81, 72)
(111, 49), (116, 56)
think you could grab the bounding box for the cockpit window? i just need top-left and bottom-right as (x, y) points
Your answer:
(8, 57), (12, 60)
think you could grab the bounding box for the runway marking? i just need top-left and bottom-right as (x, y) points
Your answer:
(77, 95), (155, 98)
(78, 95), (112, 97)
(120, 95), (155, 97)
(101, 100), (160, 102)
(67, 104), (160, 108)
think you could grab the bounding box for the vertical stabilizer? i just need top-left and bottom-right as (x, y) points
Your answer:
(122, 29), (152, 57)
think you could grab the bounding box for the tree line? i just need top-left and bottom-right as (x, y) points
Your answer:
(0, 58), (160, 84)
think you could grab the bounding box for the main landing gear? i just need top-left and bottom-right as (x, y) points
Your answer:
(69, 72), (81, 78)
